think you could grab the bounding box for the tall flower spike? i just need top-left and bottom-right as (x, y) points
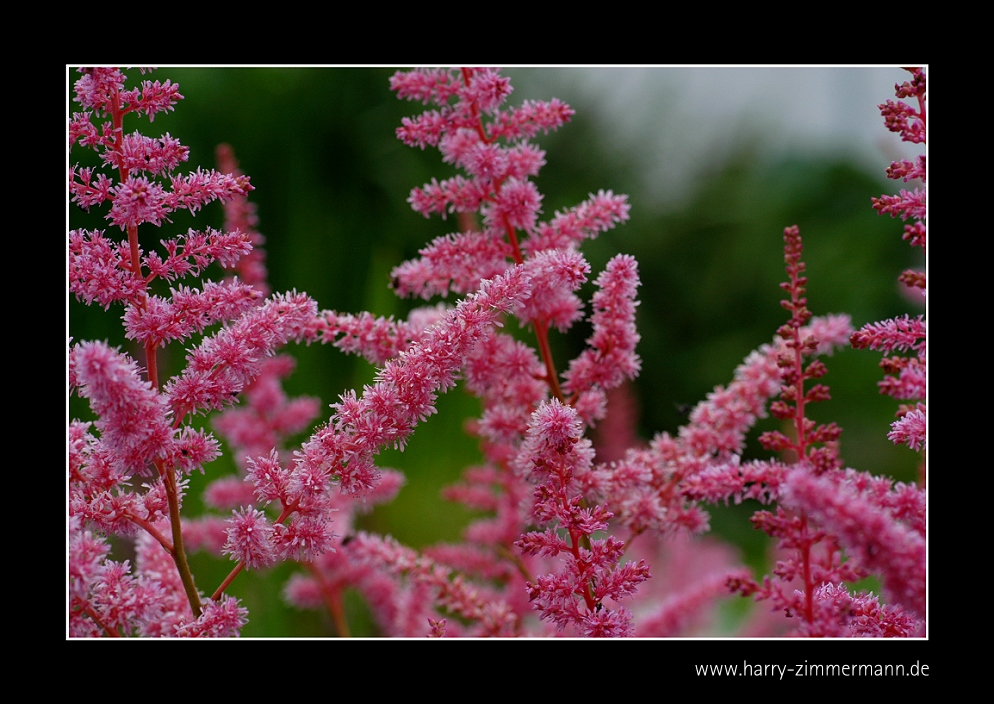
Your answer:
(759, 226), (843, 474)
(563, 253), (642, 400)
(855, 67), (926, 454)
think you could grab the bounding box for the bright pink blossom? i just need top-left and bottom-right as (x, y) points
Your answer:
(296, 266), (529, 495)
(889, 407), (926, 450)
(563, 254), (641, 398)
(165, 291), (317, 418)
(102, 131), (188, 174)
(174, 596), (248, 637)
(124, 280), (260, 348)
(72, 341), (173, 475)
(856, 67), (926, 455)
(350, 532), (519, 636)
(781, 469), (926, 618)
(390, 231), (513, 299)
(800, 582), (920, 637)
(70, 66), (927, 639)
(223, 507), (277, 569)
(216, 144), (269, 293)
(515, 400), (650, 636)
(69, 229), (145, 309)
(524, 190), (631, 254)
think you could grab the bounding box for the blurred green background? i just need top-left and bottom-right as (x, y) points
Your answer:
(68, 67), (924, 636)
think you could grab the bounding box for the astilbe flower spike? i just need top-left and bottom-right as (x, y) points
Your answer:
(164, 291), (317, 419)
(854, 67), (927, 455)
(215, 144), (270, 294)
(348, 531), (520, 637)
(779, 469), (926, 620)
(725, 227), (855, 633)
(697, 224), (926, 637)
(607, 311), (852, 542)
(69, 516), (168, 637)
(515, 400), (650, 637)
(562, 253), (642, 422)
(69, 68), (328, 633)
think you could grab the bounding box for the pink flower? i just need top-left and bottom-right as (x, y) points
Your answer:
(515, 400), (650, 636)
(350, 532), (519, 636)
(223, 507), (277, 569)
(69, 229), (145, 309)
(781, 469), (926, 618)
(165, 291), (317, 418)
(295, 266), (529, 495)
(563, 254), (642, 398)
(174, 596), (248, 637)
(484, 177), (542, 232)
(390, 231), (513, 299)
(857, 68), (926, 454)
(124, 280), (261, 349)
(524, 190), (631, 254)
(72, 341), (173, 475)
(889, 407), (926, 451)
(102, 132), (188, 175)
(109, 175), (168, 228)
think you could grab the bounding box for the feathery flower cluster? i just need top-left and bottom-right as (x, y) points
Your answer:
(854, 67), (927, 455)
(710, 226), (926, 636)
(514, 400), (650, 636)
(69, 68), (325, 634)
(348, 531), (519, 637)
(617, 310), (852, 540)
(296, 267), (530, 496)
(780, 469), (925, 620)
(71, 341), (175, 476)
(562, 254), (641, 421)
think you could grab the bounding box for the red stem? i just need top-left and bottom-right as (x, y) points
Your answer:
(161, 461), (203, 616)
(212, 501), (300, 601)
(784, 238), (815, 626)
(125, 513), (173, 553)
(306, 564), (351, 637)
(108, 82), (201, 619)
(211, 562), (246, 602)
(501, 213), (565, 403)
